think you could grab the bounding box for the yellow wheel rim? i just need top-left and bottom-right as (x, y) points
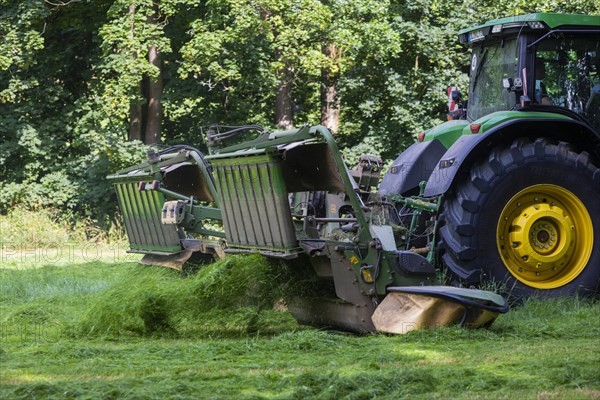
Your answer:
(496, 184), (593, 289)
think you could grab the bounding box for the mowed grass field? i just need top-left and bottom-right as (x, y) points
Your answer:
(1, 246), (599, 400)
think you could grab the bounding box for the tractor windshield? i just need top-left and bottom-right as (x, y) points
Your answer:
(468, 39), (518, 121)
(534, 34), (600, 131)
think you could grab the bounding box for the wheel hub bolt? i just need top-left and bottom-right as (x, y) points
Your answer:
(537, 230), (550, 243)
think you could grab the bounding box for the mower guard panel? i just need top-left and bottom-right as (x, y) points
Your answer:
(372, 286), (508, 334)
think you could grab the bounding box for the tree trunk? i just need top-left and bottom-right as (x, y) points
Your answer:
(128, 5), (143, 142)
(275, 61), (293, 130)
(145, 44), (162, 144)
(320, 44), (340, 133)
(129, 101), (143, 141)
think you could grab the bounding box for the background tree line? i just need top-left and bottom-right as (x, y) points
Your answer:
(1, 0), (598, 227)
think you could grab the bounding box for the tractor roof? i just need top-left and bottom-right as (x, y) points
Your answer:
(459, 13), (600, 45)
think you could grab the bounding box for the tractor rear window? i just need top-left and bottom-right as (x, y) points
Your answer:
(535, 35), (600, 131)
(468, 39), (518, 121)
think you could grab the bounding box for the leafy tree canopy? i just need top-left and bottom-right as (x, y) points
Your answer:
(1, 0), (598, 224)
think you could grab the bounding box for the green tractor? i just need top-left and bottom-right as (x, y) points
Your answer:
(407, 13), (600, 298)
(108, 13), (599, 333)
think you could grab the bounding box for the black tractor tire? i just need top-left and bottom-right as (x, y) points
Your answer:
(439, 137), (600, 299)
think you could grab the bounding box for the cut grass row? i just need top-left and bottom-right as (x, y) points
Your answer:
(0, 252), (599, 399)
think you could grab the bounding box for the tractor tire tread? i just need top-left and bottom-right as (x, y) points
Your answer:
(438, 137), (599, 296)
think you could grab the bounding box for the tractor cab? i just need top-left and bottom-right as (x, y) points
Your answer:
(459, 14), (600, 131)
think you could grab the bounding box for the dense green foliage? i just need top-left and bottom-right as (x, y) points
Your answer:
(1, 253), (599, 398)
(2, 0), (599, 225)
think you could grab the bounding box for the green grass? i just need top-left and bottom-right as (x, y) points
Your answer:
(1, 251), (599, 400)
(0, 208), (126, 248)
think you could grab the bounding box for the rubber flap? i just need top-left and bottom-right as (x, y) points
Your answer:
(371, 286), (509, 334)
(372, 293), (465, 334)
(386, 286), (509, 313)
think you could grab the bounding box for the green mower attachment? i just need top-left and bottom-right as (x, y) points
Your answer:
(108, 125), (509, 333)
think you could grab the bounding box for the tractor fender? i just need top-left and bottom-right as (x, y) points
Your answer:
(423, 118), (600, 197)
(379, 139), (447, 196)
